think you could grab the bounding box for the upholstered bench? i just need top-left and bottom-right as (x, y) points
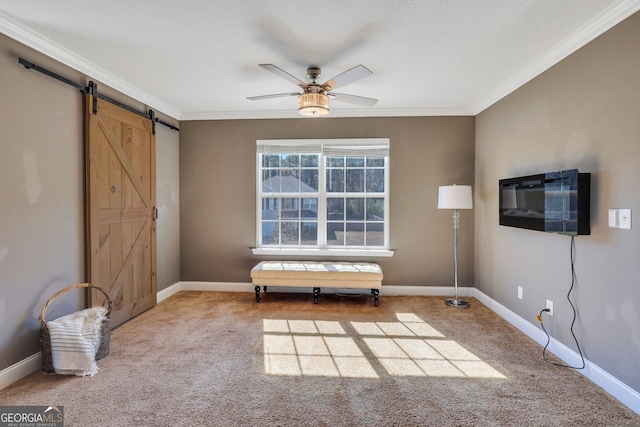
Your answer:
(250, 261), (383, 306)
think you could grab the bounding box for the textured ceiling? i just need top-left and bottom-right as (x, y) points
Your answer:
(1, 1), (639, 120)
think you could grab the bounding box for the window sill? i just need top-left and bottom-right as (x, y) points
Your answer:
(251, 247), (395, 258)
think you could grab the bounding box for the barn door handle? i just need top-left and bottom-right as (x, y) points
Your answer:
(153, 207), (159, 220)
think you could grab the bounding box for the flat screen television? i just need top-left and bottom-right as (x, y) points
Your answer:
(499, 169), (590, 236)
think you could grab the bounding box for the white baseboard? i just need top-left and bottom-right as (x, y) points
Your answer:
(381, 285), (474, 297)
(156, 282), (183, 303)
(0, 352), (41, 391)
(3, 283), (638, 415)
(161, 282), (474, 298)
(183, 281), (255, 293)
(157, 281), (256, 303)
(473, 288), (640, 415)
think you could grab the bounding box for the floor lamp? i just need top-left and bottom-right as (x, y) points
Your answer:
(438, 185), (473, 309)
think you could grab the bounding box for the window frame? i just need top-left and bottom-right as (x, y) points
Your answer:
(253, 138), (393, 257)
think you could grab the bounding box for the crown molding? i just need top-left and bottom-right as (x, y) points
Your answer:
(473, 0), (640, 114)
(4, 1), (639, 122)
(0, 13), (181, 120)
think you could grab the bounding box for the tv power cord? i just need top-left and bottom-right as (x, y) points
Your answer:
(536, 236), (585, 370)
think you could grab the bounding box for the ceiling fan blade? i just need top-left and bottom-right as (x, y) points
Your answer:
(321, 65), (373, 91)
(259, 64), (308, 88)
(247, 92), (301, 101)
(329, 92), (378, 107)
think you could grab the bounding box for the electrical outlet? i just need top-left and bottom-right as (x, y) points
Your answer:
(546, 299), (554, 316)
(517, 286), (523, 300)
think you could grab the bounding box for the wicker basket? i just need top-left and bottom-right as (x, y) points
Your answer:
(39, 283), (113, 374)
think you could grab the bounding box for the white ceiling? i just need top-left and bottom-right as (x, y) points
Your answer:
(1, 1), (639, 121)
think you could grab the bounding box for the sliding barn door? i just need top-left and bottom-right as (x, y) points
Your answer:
(86, 95), (157, 328)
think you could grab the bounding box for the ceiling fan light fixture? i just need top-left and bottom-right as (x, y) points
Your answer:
(298, 93), (330, 117)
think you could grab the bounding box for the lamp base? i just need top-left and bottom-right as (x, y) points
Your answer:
(445, 298), (469, 309)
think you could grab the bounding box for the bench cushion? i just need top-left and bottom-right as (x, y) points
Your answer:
(251, 261), (383, 289)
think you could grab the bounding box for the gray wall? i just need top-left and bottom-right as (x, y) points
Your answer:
(179, 117), (475, 286)
(475, 12), (640, 392)
(156, 123), (181, 288)
(0, 34), (180, 371)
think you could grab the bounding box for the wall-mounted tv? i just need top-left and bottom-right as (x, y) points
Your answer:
(499, 169), (591, 236)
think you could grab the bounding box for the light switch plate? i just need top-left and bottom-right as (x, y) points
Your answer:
(609, 209), (619, 228)
(619, 209), (632, 229)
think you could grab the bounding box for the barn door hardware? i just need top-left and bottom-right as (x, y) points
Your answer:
(18, 57), (179, 131)
(88, 81), (98, 114)
(19, 57), (86, 92)
(148, 109), (157, 135)
(149, 109), (179, 132)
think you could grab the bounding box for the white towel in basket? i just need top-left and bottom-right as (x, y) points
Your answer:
(47, 307), (108, 377)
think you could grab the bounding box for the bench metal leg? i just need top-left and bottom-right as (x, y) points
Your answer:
(263, 286), (268, 293)
(255, 285), (261, 303)
(313, 287), (321, 304)
(371, 288), (380, 306)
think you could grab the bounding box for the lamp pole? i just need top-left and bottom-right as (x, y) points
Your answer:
(445, 209), (468, 308)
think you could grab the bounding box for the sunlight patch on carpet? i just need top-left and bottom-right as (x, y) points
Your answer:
(262, 314), (505, 379)
(263, 336), (377, 378)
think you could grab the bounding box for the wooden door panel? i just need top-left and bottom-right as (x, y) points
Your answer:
(87, 96), (156, 328)
(97, 117), (152, 208)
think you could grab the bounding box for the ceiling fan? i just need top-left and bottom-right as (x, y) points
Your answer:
(247, 64), (378, 117)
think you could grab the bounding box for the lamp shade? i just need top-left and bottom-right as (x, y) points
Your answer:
(438, 185), (473, 210)
(298, 93), (330, 117)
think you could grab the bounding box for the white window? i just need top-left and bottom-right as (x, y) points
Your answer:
(254, 139), (392, 256)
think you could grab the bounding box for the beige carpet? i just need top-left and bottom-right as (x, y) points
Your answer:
(2, 291), (638, 426)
